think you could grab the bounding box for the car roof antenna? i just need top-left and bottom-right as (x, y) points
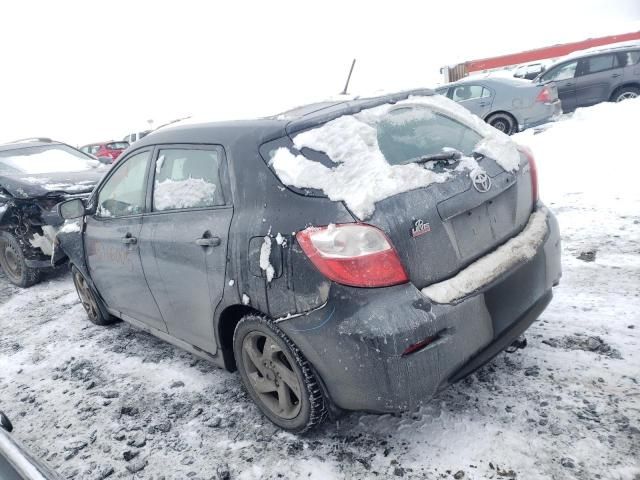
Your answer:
(341, 58), (356, 95)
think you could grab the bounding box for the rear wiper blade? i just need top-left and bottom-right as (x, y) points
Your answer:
(411, 150), (462, 164)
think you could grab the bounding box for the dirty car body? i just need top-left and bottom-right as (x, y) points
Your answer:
(57, 89), (562, 431)
(0, 140), (105, 287)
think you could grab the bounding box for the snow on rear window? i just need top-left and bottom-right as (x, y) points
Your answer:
(270, 95), (521, 219)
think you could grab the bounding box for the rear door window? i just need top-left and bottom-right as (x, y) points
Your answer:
(376, 106), (483, 164)
(451, 85), (485, 102)
(580, 54), (619, 75)
(542, 61), (578, 81)
(152, 147), (226, 211)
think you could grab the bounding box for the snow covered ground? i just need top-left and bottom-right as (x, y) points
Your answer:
(1, 99), (639, 480)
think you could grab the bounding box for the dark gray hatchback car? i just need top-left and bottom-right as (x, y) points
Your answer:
(57, 89), (561, 432)
(534, 44), (640, 112)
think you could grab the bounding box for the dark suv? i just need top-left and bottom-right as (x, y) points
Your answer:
(57, 90), (561, 432)
(535, 44), (640, 112)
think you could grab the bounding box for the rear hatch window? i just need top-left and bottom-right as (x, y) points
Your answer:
(265, 96), (521, 219)
(376, 107), (482, 164)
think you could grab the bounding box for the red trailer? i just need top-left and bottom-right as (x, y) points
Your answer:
(442, 31), (640, 82)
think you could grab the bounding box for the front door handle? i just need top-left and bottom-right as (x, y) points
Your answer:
(121, 234), (137, 245)
(195, 232), (221, 247)
(611, 73), (621, 78)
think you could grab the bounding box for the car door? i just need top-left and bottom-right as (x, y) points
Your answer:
(84, 148), (167, 331)
(540, 60), (578, 112)
(574, 53), (624, 108)
(449, 84), (493, 118)
(138, 145), (232, 352)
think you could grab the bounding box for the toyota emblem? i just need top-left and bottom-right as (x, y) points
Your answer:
(471, 170), (492, 193)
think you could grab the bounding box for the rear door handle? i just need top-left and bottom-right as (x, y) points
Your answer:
(195, 232), (221, 247)
(564, 82), (574, 86)
(121, 234), (137, 245)
(611, 73), (621, 78)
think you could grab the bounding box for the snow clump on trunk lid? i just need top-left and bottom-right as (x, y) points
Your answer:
(271, 94), (520, 219)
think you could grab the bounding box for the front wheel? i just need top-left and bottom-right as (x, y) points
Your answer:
(71, 265), (117, 326)
(486, 112), (517, 135)
(233, 315), (327, 433)
(0, 232), (41, 288)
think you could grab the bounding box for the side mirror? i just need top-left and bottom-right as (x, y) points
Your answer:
(58, 198), (86, 220)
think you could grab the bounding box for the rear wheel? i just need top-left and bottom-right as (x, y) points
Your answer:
(486, 112), (517, 135)
(71, 265), (117, 326)
(612, 86), (639, 102)
(0, 232), (41, 288)
(233, 315), (327, 433)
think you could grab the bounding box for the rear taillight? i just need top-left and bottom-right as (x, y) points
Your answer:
(536, 86), (552, 103)
(296, 224), (409, 288)
(518, 147), (538, 204)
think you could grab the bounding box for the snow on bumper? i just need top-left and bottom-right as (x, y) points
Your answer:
(422, 209), (549, 304)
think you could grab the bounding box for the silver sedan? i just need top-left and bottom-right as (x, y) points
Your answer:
(436, 76), (562, 135)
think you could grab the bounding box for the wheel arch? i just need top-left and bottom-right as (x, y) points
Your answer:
(217, 303), (265, 371)
(610, 82), (640, 100)
(484, 110), (519, 134)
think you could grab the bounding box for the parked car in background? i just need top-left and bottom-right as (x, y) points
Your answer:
(0, 410), (62, 479)
(436, 77), (562, 135)
(79, 141), (129, 164)
(0, 139), (105, 287)
(57, 89), (561, 433)
(123, 130), (151, 144)
(534, 44), (640, 112)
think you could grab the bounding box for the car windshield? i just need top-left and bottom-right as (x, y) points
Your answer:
(107, 142), (129, 150)
(374, 106), (483, 164)
(0, 144), (101, 175)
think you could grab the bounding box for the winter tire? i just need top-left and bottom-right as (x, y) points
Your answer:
(612, 86), (639, 102)
(487, 112), (517, 135)
(233, 314), (327, 433)
(0, 232), (41, 288)
(71, 265), (118, 326)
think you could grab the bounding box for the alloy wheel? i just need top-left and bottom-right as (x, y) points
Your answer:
(616, 91), (638, 102)
(241, 331), (302, 419)
(73, 271), (99, 321)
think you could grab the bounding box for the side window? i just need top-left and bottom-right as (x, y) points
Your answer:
(152, 148), (226, 212)
(96, 150), (150, 218)
(451, 85), (485, 102)
(542, 61), (577, 82)
(581, 54), (617, 75)
(481, 87), (492, 98)
(623, 50), (640, 66)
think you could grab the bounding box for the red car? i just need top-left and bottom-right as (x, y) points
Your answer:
(79, 141), (129, 163)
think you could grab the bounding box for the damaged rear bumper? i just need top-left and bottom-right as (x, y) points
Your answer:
(279, 205), (561, 413)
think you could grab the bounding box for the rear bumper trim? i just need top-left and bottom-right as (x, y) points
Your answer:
(421, 208), (548, 304)
(448, 289), (552, 383)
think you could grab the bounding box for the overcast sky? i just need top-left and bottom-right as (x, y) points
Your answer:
(1, 0), (638, 146)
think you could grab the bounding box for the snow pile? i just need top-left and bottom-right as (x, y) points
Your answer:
(422, 209), (548, 303)
(259, 236), (275, 282)
(514, 97), (640, 204)
(272, 94), (520, 218)
(58, 221), (81, 234)
(154, 178), (217, 211)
